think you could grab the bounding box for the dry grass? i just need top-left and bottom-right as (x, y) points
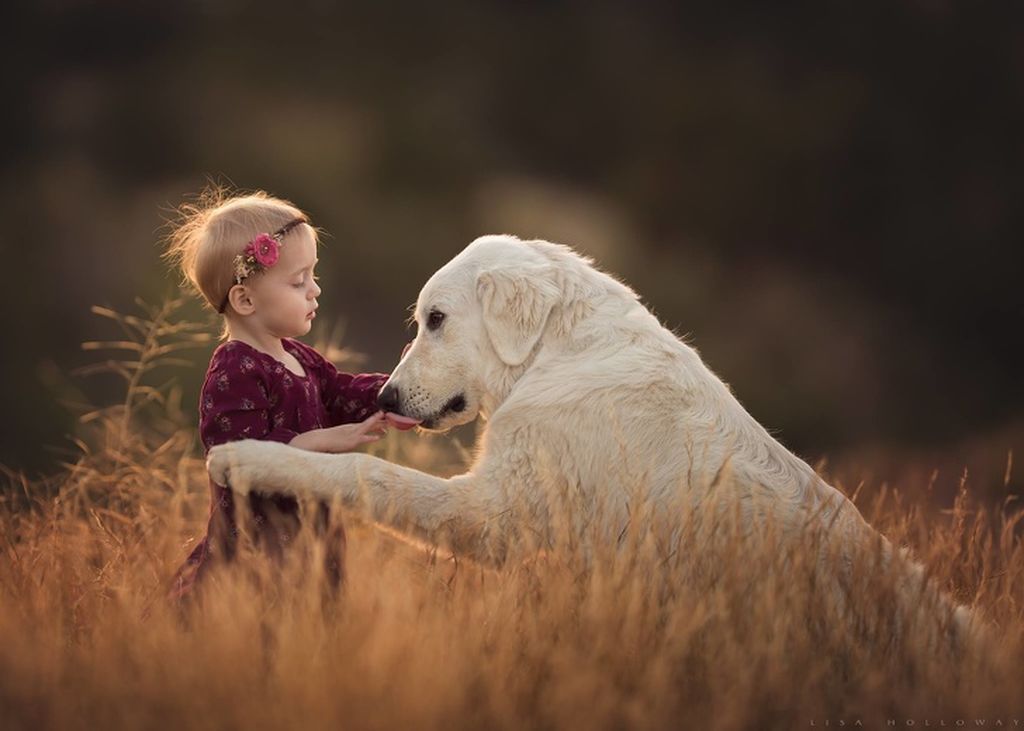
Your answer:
(1, 300), (1022, 730)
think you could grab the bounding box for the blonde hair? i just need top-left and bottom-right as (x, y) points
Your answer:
(163, 187), (317, 337)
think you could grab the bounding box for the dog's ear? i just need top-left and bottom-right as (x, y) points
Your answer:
(477, 265), (561, 366)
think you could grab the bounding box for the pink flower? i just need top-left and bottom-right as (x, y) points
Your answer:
(249, 233), (280, 267)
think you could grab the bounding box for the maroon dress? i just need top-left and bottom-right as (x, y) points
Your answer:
(170, 338), (388, 601)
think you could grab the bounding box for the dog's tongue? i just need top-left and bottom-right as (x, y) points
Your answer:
(384, 412), (421, 430)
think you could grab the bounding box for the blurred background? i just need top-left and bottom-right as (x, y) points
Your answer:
(1, 2), (1021, 502)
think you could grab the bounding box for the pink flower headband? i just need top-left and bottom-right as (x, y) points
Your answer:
(217, 216), (308, 313)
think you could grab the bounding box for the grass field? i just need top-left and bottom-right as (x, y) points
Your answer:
(1, 301), (1022, 730)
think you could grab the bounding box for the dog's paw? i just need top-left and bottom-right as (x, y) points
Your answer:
(206, 443), (235, 488)
(206, 439), (288, 494)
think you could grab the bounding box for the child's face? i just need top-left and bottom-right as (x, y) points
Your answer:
(245, 225), (320, 338)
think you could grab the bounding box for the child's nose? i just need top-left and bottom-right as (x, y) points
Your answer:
(311, 281), (322, 297)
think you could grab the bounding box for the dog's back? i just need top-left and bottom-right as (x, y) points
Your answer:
(496, 239), (982, 659)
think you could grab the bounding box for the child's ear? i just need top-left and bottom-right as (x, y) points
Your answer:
(227, 285), (256, 315)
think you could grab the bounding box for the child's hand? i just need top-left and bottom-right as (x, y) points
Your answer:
(326, 412), (389, 451)
(289, 412), (388, 453)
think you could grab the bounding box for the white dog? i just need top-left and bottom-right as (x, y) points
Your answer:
(207, 235), (973, 645)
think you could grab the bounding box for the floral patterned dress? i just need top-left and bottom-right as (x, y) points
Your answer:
(169, 338), (388, 601)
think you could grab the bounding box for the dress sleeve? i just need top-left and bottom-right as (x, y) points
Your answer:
(288, 340), (388, 426)
(199, 351), (299, 451)
(322, 370), (389, 426)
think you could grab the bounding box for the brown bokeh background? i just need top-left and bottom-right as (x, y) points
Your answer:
(2, 3), (1021, 501)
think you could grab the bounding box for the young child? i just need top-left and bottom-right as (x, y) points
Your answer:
(163, 189), (395, 602)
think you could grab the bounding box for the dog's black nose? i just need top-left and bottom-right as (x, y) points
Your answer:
(377, 384), (401, 413)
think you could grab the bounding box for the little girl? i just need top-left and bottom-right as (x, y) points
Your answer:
(164, 188), (395, 601)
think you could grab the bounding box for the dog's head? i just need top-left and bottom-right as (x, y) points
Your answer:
(379, 235), (562, 431)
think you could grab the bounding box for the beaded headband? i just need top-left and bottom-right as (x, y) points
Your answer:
(217, 216), (308, 314)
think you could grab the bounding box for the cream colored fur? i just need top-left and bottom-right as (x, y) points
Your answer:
(207, 235), (977, 651)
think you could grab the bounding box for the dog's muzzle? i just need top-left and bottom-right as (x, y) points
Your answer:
(420, 393), (467, 429)
(378, 384), (465, 426)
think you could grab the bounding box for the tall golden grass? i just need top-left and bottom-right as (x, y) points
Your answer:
(1, 299), (1022, 730)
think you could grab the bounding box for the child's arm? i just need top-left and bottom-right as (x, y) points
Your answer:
(288, 412), (388, 453)
(322, 370), (390, 426)
(288, 340), (389, 426)
(203, 363), (386, 454)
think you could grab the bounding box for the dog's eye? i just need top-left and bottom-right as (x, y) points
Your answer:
(426, 310), (445, 331)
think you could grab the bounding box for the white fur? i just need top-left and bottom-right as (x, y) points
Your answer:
(207, 235), (977, 648)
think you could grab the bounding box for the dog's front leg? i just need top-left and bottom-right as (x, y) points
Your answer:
(206, 440), (511, 563)
(206, 439), (321, 497)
